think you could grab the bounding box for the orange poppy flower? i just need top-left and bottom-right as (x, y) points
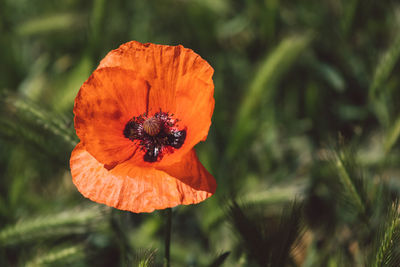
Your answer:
(70, 41), (216, 213)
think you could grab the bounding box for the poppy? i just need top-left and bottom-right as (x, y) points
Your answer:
(70, 41), (216, 213)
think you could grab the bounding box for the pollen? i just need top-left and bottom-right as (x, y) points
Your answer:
(123, 111), (186, 162)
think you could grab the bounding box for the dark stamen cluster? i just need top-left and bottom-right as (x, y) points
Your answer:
(123, 111), (186, 162)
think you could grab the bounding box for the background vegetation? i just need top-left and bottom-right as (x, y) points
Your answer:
(1, 0), (400, 266)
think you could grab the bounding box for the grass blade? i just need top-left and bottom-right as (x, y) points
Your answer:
(369, 33), (400, 100)
(228, 34), (312, 157)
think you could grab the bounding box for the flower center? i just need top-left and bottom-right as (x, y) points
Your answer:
(143, 118), (160, 136)
(123, 111), (186, 162)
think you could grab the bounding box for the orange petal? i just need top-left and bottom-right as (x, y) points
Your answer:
(70, 143), (216, 213)
(74, 67), (150, 166)
(97, 41), (215, 167)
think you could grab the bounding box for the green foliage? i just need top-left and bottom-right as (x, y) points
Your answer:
(334, 145), (367, 217)
(0, 206), (106, 247)
(372, 202), (400, 267)
(227, 201), (303, 266)
(0, 90), (77, 163)
(132, 248), (157, 267)
(369, 33), (400, 102)
(24, 244), (86, 267)
(384, 115), (400, 154)
(16, 13), (85, 37)
(369, 33), (400, 151)
(228, 34), (312, 157)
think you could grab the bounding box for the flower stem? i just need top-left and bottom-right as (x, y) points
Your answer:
(163, 208), (172, 267)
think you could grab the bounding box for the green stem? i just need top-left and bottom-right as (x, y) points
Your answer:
(163, 208), (172, 267)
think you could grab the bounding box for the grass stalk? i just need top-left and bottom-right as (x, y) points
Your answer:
(163, 208), (172, 267)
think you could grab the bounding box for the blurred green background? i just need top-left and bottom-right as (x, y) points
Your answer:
(1, 0), (400, 266)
